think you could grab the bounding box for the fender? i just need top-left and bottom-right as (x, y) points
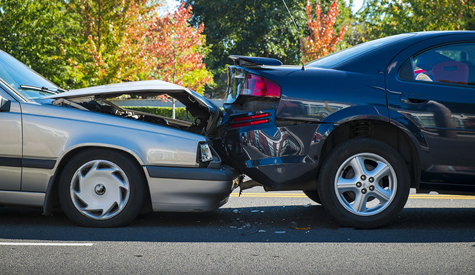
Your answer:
(314, 104), (429, 169)
(321, 104), (390, 125)
(387, 109), (429, 149)
(42, 143), (146, 216)
(310, 105), (389, 168)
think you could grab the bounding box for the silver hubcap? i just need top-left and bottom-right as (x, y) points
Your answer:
(334, 153), (397, 216)
(70, 160), (130, 220)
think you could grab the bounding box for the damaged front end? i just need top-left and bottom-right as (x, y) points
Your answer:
(45, 80), (244, 212)
(47, 80), (222, 138)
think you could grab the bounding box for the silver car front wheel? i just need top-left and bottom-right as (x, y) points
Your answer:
(59, 149), (145, 227)
(70, 160), (130, 220)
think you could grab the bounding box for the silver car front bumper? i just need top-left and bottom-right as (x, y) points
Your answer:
(144, 165), (240, 212)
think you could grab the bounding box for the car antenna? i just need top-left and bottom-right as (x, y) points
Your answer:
(281, 0), (306, 71)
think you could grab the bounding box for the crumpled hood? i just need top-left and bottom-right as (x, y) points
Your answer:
(46, 80), (221, 136)
(48, 80), (187, 100)
(47, 79), (218, 113)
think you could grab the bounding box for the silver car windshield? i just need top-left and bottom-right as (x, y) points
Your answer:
(0, 50), (61, 101)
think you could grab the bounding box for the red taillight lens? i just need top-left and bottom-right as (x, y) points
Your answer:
(240, 74), (281, 98)
(232, 113), (270, 122)
(230, 119), (270, 129)
(230, 113), (271, 128)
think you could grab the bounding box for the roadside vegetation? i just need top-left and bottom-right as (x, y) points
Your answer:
(127, 106), (192, 121)
(0, 0), (474, 96)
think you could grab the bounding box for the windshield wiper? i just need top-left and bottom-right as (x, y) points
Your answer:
(19, 84), (67, 94)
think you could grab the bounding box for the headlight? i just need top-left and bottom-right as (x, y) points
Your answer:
(199, 143), (213, 162)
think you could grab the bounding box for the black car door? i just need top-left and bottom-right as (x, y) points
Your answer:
(386, 35), (475, 186)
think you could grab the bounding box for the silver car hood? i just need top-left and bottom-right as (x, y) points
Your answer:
(49, 80), (188, 100)
(46, 80), (221, 135)
(47, 80), (217, 112)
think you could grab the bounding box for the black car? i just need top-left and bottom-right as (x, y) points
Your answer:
(216, 31), (475, 228)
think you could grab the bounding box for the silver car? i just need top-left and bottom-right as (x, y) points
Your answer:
(0, 50), (240, 227)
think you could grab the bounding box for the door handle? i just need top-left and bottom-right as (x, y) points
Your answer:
(400, 93), (428, 105)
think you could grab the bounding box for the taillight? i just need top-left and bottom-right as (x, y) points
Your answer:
(240, 73), (281, 98)
(232, 113), (270, 122)
(230, 113), (271, 128)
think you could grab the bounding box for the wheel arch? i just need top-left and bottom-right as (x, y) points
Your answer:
(43, 145), (151, 216)
(318, 119), (421, 189)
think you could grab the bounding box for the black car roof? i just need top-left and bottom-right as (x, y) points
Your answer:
(308, 31), (475, 74)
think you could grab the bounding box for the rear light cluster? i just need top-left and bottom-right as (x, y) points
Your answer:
(240, 73), (281, 98)
(230, 113), (271, 128)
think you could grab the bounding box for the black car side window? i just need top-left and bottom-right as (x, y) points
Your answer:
(399, 59), (414, 80)
(399, 43), (475, 86)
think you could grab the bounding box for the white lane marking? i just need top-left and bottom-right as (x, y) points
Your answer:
(0, 242), (93, 246)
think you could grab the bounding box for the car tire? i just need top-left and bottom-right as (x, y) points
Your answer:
(317, 138), (410, 229)
(303, 190), (322, 204)
(58, 149), (146, 227)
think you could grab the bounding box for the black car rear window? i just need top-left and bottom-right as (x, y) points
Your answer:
(307, 33), (416, 69)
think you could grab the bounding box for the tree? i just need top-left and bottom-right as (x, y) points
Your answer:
(462, 0), (475, 30)
(0, 0), (212, 92)
(69, 0), (159, 88)
(183, 0), (351, 96)
(0, 0), (82, 88)
(303, 0), (348, 60)
(146, 3), (213, 94)
(362, 0), (470, 39)
(0, 0), (159, 89)
(184, 0), (304, 72)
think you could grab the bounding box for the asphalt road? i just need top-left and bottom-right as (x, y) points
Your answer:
(1, 188), (475, 274)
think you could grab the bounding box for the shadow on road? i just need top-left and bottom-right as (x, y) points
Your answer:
(1, 204), (475, 243)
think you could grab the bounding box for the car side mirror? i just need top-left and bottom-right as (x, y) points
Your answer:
(0, 95), (11, 112)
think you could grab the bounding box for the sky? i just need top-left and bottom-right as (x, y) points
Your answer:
(347, 0), (365, 13)
(162, 0), (366, 14)
(157, 0), (179, 16)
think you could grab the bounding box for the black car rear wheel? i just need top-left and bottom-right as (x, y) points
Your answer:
(317, 138), (410, 228)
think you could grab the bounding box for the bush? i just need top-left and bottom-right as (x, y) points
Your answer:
(126, 107), (194, 122)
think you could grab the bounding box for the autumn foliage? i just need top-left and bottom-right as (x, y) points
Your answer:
(146, 3), (213, 93)
(303, 0), (348, 60)
(72, 0), (155, 86)
(49, 1), (213, 92)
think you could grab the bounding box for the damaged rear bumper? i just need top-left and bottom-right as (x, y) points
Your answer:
(219, 116), (327, 189)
